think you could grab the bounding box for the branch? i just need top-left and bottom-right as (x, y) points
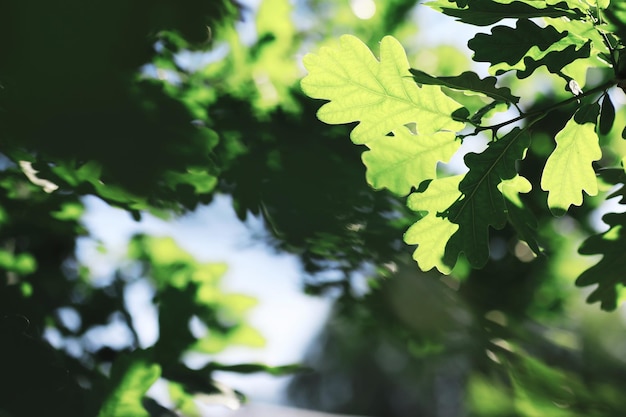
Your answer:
(460, 79), (616, 139)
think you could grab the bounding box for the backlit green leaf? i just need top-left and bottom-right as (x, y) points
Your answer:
(362, 127), (460, 196)
(168, 381), (201, 417)
(301, 35), (464, 144)
(546, 16), (610, 56)
(98, 350), (161, 417)
(541, 106), (601, 215)
(404, 175), (463, 273)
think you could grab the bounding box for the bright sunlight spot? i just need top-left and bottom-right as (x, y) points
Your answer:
(350, 0), (376, 20)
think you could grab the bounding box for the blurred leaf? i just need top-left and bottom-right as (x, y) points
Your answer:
(193, 324), (265, 354)
(51, 202), (85, 221)
(98, 349), (161, 417)
(252, 0), (299, 111)
(207, 362), (306, 376)
(467, 374), (514, 416)
(0, 250), (37, 274)
(168, 381), (201, 417)
(227, 325), (266, 347)
(506, 353), (588, 416)
(164, 169), (218, 194)
(218, 293), (259, 319)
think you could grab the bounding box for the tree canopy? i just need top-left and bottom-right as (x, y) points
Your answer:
(3, 1), (626, 416)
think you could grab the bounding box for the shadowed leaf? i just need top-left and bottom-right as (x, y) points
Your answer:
(577, 211), (626, 310)
(428, 0), (579, 26)
(444, 128), (532, 268)
(410, 69), (520, 104)
(498, 175), (541, 255)
(576, 170), (626, 310)
(518, 41), (591, 79)
(600, 93), (616, 135)
(469, 20), (568, 67)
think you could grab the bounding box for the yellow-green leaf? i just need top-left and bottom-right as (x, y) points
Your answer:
(541, 109), (601, 215)
(363, 127), (460, 195)
(301, 35), (464, 144)
(404, 175), (463, 273)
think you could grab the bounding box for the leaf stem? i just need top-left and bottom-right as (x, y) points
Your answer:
(461, 79), (616, 139)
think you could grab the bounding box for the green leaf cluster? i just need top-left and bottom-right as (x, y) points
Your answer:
(302, 0), (626, 309)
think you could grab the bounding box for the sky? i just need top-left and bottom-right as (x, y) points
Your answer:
(77, 193), (333, 406)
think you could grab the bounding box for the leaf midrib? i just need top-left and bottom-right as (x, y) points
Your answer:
(450, 128), (525, 225)
(323, 51), (445, 121)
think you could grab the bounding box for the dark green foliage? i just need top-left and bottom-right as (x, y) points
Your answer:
(444, 128), (532, 267)
(518, 41), (592, 79)
(577, 210), (626, 310)
(217, 94), (413, 274)
(573, 102), (601, 125)
(468, 19), (567, 66)
(599, 94), (616, 135)
(410, 69), (520, 104)
(0, 315), (85, 417)
(576, 169), (626, 311)
(0, 0), (240, 212)
(434, 0), (580, 26)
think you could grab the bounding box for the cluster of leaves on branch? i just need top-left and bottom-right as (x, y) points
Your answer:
(302, 0), (626, 310)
